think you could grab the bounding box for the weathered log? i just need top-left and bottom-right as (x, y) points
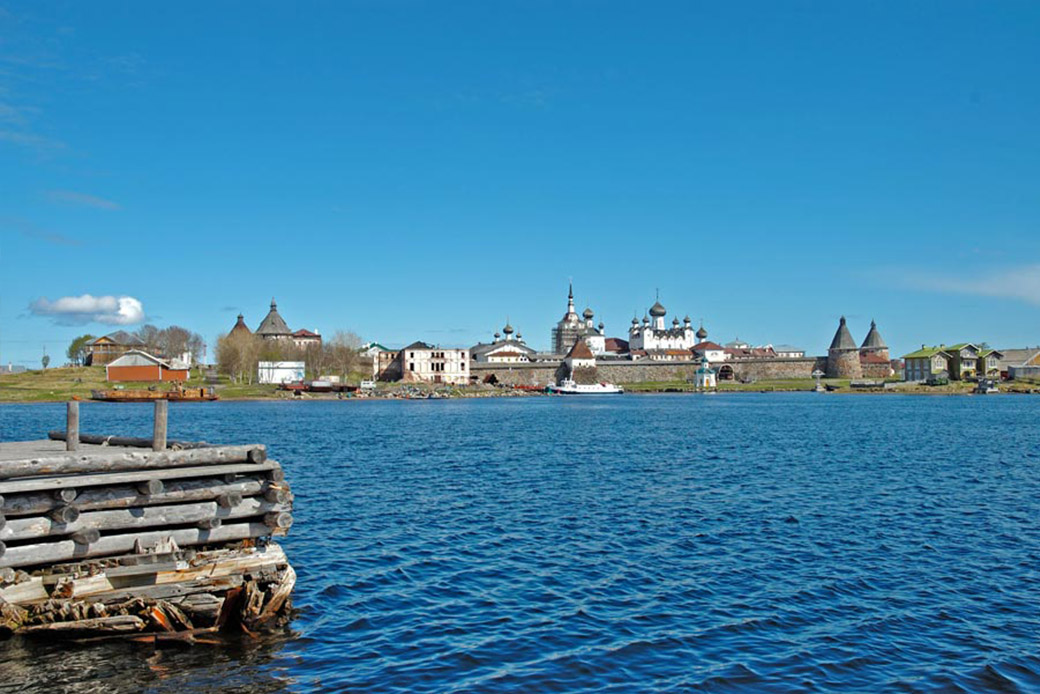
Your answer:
(19, 614), (146, 636)
(0, 545), (286, 605)
(0, 522), (274, 569)
(153, 400), (168, 452)
(2, 498), (289, 542)
(0, 445), (268, 480)
(264, 512), (293, 530)
(71, 529), (100, 545)
(263, 487), (288, 504)
(49, 506), (80, 525)
(66, 402), (79, 452)
(48, 431), (210, 450)
(0, 461), (280, 496)
(53, 488), (78, 503)
(2, 476), (272, 516)
(197, 518), (221, 530)
(136, 479), (164, 496)
(217, 492), (242, 508)
(253, 564), (296, 629)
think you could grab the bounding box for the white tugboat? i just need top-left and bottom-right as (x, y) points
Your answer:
(548, 378), (624, 395)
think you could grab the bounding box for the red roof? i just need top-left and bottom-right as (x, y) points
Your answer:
(293, 329), (320, 338)
(692, 341), (724, 351)
(566, 339), (595, 359)
(604, 337), (629, 353)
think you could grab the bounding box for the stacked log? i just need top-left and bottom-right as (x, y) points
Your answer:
(0, 432), (295, 641)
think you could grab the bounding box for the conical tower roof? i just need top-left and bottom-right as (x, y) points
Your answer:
(829, 316), (857, 351)
(256, 298), (291, 336)
(566, 338), (594, 360)
(861, 320), (887, 350)
(229, 313), (252, 337)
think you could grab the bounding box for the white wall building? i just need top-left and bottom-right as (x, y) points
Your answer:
(400, 341), (470, 385)
(470, 322), (537, 363)
(258, 361), (305, 384)
(628, 295), (700, 352)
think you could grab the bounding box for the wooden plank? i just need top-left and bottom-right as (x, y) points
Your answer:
(2, 476), (273, 516)
(1, 498), (289, 541)
(0, 544), (286, 604)
(0, 521), (274, 569)
(0, 444), (267, 480)
(19, 614), (145, 635)
(66, 402), (79, 452)
(0, 462), (278, 495)
(153, 400), (168, 452)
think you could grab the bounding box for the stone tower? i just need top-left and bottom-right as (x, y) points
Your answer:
(860, 320), (889, 361)
(827, 316), (863, 378)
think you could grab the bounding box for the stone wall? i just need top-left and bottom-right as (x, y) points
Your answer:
(826, 350), (862, 379)
(471, 356), (825, 386)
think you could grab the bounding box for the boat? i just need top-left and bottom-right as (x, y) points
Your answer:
(973, 379), (999, 394)
(91, 386), (219, 402)
(548, 378), (624, 395)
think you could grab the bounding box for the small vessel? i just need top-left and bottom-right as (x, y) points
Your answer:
(91, 386), (218, 402)
(974, 379), (999, 394)
(548, 378), (624, 395)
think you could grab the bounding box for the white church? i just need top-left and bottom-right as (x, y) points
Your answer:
(628, 294), (705, 353)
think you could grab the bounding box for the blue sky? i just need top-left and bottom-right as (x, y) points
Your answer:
(2, 1), (1039, 366)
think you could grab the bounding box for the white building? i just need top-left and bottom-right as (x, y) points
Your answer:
(400, 341), (470, 385)
(470, 322), (538, 363)
(773, 344), (805, 359)
(692, 340), (728, 363)
(694, 356), (717, 390)
(258, 361), (305, 384)
(628, 295), (701, 353)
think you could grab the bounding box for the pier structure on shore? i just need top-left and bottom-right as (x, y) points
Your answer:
(0, 401), (295, 643)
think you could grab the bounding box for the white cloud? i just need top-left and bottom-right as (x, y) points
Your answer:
(904, 264), (1040, 306)
(29, 294), (145, 326)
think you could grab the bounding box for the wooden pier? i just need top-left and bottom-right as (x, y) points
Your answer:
(0, 401), (295, 643)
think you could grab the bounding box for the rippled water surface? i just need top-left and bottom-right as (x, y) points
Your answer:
(1, 395), (1039, 692)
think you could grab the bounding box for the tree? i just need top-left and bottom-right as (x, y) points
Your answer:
(66, 334), (95, 366)
(325, 331), (363, 380)
(216, 332), (262, 383)
(41, 354), (50, 370)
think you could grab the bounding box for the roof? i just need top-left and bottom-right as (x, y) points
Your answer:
(106, 350), (179, 370)
(692, 341), (724, 351)
(604, 337), (629, 353)
(566, 339), (594, 360)
(229, 314), (252, 337)
(470, 340), (536, 358)
(996, 348), (1040, 366)
(903, 346), (952, 359)
(649, 301), (667, 318)
(92, 330), (145, 346)
(402, 341), (434, 351)
(292, 329), (320, 338)
(256, 298), (292, 336)
(860, 320), (887, 350)
(772, 344), (804, 353)
(829, 316), (857, 351)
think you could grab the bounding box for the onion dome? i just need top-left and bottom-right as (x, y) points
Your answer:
(649, 300), (667, 318)
(683, 315), (692, 324)
(583, 307), (594, 320)
(643, 314), (650, 325)
(672, 317), (680, 327)
(598, 321), (604, 330)
(503, 322), (514, 335)
(494, 332), (501, 340)
(696, 324), (708, 340)
(517, 334), (524, 341)
(829, 316), (857, 351)
(631, 316), (639, 326)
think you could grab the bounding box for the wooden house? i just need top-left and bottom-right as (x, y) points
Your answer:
(106, 350), (189, 382)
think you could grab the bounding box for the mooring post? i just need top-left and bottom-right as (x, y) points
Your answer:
(153, 399), (168, 452)
(66, 401), (80, 452)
